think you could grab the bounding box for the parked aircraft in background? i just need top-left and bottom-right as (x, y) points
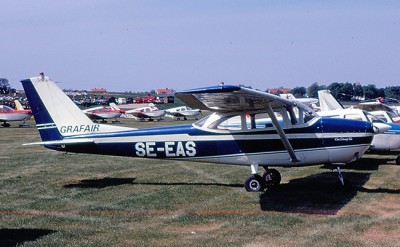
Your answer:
(0, 104), (32, 127)
(356, 101), (400, 122)
(279, 93), (319, 106)
(368, 110), (400, 124)
(165, 106), (201, 120)
(318, 90), (400, 164)
(21, 74), (377, 192)
(82, 104), (125, 123)
(114, 103), (165, 121)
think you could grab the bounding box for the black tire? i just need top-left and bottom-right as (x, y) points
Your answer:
(396, 155), (400, 165)
(244, 175), (265, 192)
(262, 169), (281, 187)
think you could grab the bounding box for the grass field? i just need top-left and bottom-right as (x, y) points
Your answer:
(1, 118), (400, 246)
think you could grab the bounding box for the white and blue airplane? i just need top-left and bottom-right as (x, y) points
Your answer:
(318, 90), (400, 164)
(21, 74), (376, 192)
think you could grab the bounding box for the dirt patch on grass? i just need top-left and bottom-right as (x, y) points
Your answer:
(164, 223), (224, 234)
(359, 194), (400, 214)
(361, 224), (400, 244)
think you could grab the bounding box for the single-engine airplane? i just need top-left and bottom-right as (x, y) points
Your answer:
(0, 103), (32, 127)
(82, 104), (125, 123)
(368, 110), (400, 124)
(21, 74), (376, 192)
(318, 90), (400, 164)
(165, 105), (202, 120)
(118, 104), (166, 121)
(356, 101), (400, 122)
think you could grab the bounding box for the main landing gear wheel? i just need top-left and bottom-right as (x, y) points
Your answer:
(244, 175), (265, 192)
(396, 155), (400, 165)
(1, 122), (11, 127)
(262, 169), (281, 187)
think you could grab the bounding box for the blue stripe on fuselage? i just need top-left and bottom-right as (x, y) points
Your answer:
(59, 117), (373, 159)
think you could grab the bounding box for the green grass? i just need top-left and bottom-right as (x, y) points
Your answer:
(1, 119), (400, 246)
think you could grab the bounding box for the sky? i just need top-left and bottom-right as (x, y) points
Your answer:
(1, 0), (400, 92)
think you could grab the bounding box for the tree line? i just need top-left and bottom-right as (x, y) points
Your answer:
(0, 78), (15, 94)
(2, 76), (399, 103)
(290, 82), (400, 102)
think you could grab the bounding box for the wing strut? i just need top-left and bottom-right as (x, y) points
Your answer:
(266, 104), (300, 163)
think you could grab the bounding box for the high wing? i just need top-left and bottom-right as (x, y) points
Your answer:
(175, 85), (308, 113)
(176, 85), (316, 162)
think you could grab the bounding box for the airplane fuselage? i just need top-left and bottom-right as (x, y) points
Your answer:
(49, 117), (373, 167)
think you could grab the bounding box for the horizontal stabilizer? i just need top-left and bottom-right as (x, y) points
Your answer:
(23, 138), (95, 146)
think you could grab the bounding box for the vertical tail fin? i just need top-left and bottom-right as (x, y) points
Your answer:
(14, 100), (25, 110)
(318, 90), (344, 111)
(109, 102), (120, 110)
(21, 73), (131, 142)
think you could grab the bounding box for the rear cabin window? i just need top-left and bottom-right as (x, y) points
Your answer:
(343, 114), (363, 121)
(195, 105), (314, 131)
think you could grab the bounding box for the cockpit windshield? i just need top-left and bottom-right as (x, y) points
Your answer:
(0, 105), (14, 113)
(364, 112), (386, 123)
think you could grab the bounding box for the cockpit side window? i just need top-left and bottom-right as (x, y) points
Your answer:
(344, 113), (363, 121)
(194, 104), (316, 131)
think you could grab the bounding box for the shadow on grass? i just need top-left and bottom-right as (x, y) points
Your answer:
(64, 177), (136, 189)
(0, 228), (55, 247)
(259, 172), (371, 215)
(358, 187), (400, 194)
(64, 177), (243, 189)
(133, 181), (243, 188)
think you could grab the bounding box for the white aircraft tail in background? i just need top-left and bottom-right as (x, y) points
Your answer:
(14, 100), (25, 111)
(317, 90), (344, 111)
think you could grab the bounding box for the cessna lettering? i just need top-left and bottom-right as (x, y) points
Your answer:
(135, 141), (196, 157)
(60, 124), (100, 133)
(334, 137), (353, 142)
